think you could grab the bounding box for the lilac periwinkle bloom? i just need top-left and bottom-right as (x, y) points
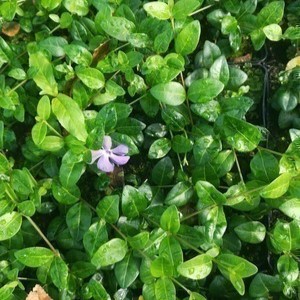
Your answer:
(90, 136), (130, 173)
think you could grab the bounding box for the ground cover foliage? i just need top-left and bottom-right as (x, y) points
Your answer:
(0, 0), (300, 299)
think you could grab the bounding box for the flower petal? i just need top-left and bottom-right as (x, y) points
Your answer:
(110, 153), (130, 166)
(102, 136), (112, 150)
(111, 144), (129, 155)
(97, 153), (114, 173)
(90, 149), (104, 164)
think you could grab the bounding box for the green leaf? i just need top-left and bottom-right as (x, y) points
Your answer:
(155, 277), (176, 300)
(50, 256), (68, 289)
(188, 78), (224, 103)
(160, 205), (180, 234)
(279, 198), (300, 220)
(189, 292), (206, 300)
(64, 44), (92, 66)
(249, 273), (283, 297)
(32, 122), (47, 145)
(250, 151), (279, 182)
(0, 153), (10, 173)
(37, 96), (51, 120)
(66, 202), (92, 241)
(122, 185), (148, 218)
(195, 180), (226, 207)
(39, 37), (68, 57)
(29, 51), (58, 96)
(41, 0), (62, 11)
(76, 67), (105, 89)
(96, 195), (119, 224)
(52, 93), (88, 142)
(209, 55), (229, 85)
(15, 247), (54, 267)
(114, 252), (139, 288)
(59, 151), (85, 188)
(143, 2), (171, 20)
(220, 115), (262, 152)
(0, 212), (22, 241)
(71, 261), (96, 279)
(271, 220), (300, 252)
(0, 0), (17, 21)
(52, 180), (80, 205)
(101, 17), (135, 41)
(83, 220), (108, 257)
(116, 118), (146, 135)
(227, 67), (248, 90)
(234, 221), (266, 244)
(159, 236), (183, 275)
(257, 1), (285, 27)
(263, 24), (282, 41)
(217, 253), (258, 279)
(250, 28), (266, 51)
(151, 157), (174, 185)
(8, 68), (26, 80)
(63, 0), (89, 16)
(283, 27), (300, 40)
(229, 272), (245, 295)
(277, 254), (299, 282)
(148, 138), (171, 159)
(128, 232), (149, 250)
(165, 182), (193, 206)
(175, 20), (201, 56)
(172, 0), (202, 20)
(11, 168), (35, 196)
(39, 136), (64, 152)
(172, 135), (193, 154)
(0, 281), (18, 299)
(177, 254), (213, 280)
(151, 257), (173, 277)
(150, 82), (186, 106)
(91, 238), (128, 268)
(221, 16), (238, 35)
(260, 173), (292, 199)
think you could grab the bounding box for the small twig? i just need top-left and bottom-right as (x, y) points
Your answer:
(25, 216), (59, 256)
(188, 4), (213, 16)
(234, 150), (244, 185)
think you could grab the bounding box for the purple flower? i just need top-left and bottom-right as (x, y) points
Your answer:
(90, 136), (130, 173)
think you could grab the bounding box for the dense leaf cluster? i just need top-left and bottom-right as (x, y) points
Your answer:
(0, 0), (299, 299)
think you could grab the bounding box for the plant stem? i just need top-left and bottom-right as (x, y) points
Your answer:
(29, 159), (45, 172)
(257, 146), (283, 157)
(180, 72), (194, 126)
(181, 205), (215, 222)
(49, 25), (60, 35)
(25, 216), (59, 256)
(113, 42), (130, 53)
(234, 150), (244, 185)
(8, 79), (27, 95)
(172, 278), (191, 294)
(44, 120), (63, 138)
(189, 4), (213, 16)
(174, 235), (203, 254)
(128, 93), (147, 105)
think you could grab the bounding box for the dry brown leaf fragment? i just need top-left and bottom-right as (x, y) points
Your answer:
(26, 284), (52, 300)
(2, 22), (20, 37)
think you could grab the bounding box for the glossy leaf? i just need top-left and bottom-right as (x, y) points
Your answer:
(96, 195), (119, 224)
(76, 67), (105, 89)
(177, 254), (213, 280)
(52, 93), (88, 142)
(160, 205), (180, 233)
(143, 2), (171, 20)
(260, 173), (292, 199)
(15, 247), (54, 267)
(101, 17), (135, 41)
(150, 82), (186, 106)
(0, 212), (22, 241)
(175, 21), (201, 55)
(188, 78), (224, 103)
(148, 138), (171, 159)
(234, 221), (266, 244)
(155, 277), (176, 300)
(91, 238), (128, 268)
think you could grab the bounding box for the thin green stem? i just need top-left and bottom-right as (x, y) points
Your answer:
(113, 42), (130, 53)
(181, 205), (215, 222)
(174, 235), (203, 254)
(169, 129), (184, 171)
(49, 24), (60, 35)
(25, 216), (59, 256)
(189, 4), (213, 16)
(257, 146), (283, 157)
(172, 278), (191, 294)
(234, 150), (244, 185)
(128, 93), (147, 106)
(8, 79), (27, 95)
(29, 159), (45, 172)
(44, 120), (63, 138)
(180, 72), (194, 126)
